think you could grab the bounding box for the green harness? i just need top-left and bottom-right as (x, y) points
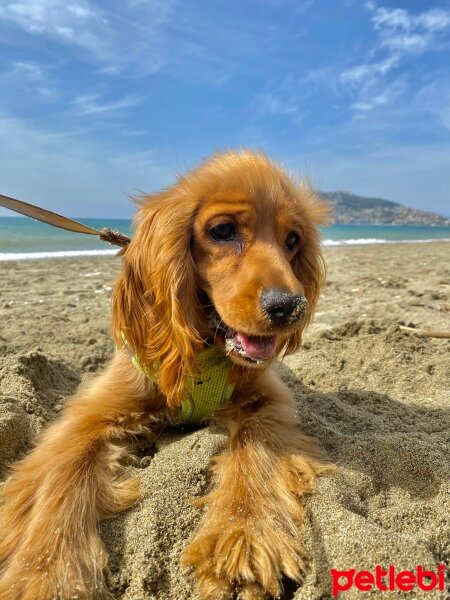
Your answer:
(122, 336), (235, 424)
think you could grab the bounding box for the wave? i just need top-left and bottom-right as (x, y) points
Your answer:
(1, 238), (449, 261)
(0, 249), (118, 261)
(322, 238), (450, 246)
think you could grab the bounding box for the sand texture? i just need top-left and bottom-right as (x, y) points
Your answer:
(0, 242), (449, 599)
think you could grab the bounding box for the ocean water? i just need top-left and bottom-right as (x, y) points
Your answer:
(0, 217), (133, 261)
(0, 217), (449, 261)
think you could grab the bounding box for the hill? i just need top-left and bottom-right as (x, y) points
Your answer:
(320, 191), (450, 226)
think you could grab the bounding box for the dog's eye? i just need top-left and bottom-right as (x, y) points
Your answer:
(285, 232), (300, 251)
(209, 222), (237, 242)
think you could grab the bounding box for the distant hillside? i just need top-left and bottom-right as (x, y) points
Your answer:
(320, 191), (450, 226)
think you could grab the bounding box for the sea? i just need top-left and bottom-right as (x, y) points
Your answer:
(0, 216), (449, 261)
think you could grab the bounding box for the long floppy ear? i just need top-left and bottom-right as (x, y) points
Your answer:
(283, 188), (330, 356)
(111, 187), (204, 407)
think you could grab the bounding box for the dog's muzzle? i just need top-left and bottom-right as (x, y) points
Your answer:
(260, 289), (308, 327)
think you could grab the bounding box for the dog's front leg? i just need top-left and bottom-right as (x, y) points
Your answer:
(0, 352), (161, 600)
(182, 369), (332, 600)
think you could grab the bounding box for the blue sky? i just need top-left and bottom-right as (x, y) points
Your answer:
(0, 0), (449, 218)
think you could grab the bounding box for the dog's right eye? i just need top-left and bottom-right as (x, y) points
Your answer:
(208, 222), (237, 242)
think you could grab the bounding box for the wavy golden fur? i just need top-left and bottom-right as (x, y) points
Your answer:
(0, 150), (333, 599)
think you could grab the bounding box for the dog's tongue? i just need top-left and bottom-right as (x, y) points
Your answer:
(235, 332), (278, 360)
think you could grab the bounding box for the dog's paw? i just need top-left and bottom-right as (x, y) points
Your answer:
(181, 519), (306, 599)
(0, 564), (110, 600)
(0, 533), (109, 600)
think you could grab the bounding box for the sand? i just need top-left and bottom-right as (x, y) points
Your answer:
(0, 242), (449, 599)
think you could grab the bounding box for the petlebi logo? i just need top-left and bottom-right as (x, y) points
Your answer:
(331, 565), (447, 596)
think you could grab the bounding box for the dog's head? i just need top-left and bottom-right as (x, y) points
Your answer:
(112, 151), (328, 405)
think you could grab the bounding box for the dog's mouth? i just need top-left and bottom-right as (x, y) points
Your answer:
(225, 329), (278, 362)
(208, 313), (278, 365)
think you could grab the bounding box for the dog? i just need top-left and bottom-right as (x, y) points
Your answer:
(0, 150), (332, 599)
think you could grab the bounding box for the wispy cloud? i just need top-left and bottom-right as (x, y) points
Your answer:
(370, 5), (450, 56)
(0, 1), (100, 41)
(372, 7), (450, 34)
(339, 3), (450, 113)
(250, 74), (310, 126)
(0, 0), (174, 73)
(254, 91), (299, 117)
(72, 93), (142, 116)
(340, 55), (398, 87)
(372, 7), (450, 53)
(350, 78), (406, 113)
(0, 0), (448, 218)
(1, 60), (59, 101)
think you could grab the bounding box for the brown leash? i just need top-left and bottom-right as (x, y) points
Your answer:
(0, 193), (131, 249)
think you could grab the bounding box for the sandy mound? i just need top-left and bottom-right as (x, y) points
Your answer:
(0, 352), (80, 476)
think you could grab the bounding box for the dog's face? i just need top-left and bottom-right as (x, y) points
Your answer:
(192, 177), (314, 367)
(113, 151), (328, 403)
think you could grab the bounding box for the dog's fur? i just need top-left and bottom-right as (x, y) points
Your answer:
(0, 151), (333, 599)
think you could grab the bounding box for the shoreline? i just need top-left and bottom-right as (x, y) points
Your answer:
(1, 237), (450, 261)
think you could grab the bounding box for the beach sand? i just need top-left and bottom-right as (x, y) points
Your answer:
(0, 242), (449, 599)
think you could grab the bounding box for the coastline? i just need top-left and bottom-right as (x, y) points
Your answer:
(0, 236), (449, 261)
(0, 242), (449, 599)
(1, 218), (450, 261)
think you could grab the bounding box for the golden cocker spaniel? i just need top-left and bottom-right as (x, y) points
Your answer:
(0, 150), (332, 599)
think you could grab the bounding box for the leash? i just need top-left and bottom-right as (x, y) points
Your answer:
(0, 193), (131, 248)
(2, 192), (235, 419)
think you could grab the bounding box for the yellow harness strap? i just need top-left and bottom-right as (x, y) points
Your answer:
(121, 335), (234, 424)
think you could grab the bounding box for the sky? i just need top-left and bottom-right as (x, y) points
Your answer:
(0, 0), (449, 218)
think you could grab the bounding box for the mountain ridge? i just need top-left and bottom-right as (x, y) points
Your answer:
(320, 191), (450, 226)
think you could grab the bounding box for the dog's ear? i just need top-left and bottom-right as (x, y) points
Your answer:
(112, 188), (203, 407)
(283, 190), (329, 356)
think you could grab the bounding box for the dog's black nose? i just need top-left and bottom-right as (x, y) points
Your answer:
(260, 289), (306, 326)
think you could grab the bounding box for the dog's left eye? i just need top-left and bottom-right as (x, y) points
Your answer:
(285, 232), (300, 251)
(209, 222), (237, 242)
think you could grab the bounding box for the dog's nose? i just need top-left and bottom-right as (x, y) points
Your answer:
(260, 289), (305, 326)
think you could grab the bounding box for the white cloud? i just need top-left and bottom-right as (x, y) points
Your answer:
(0, 0), (280, 88)
(0, 1), (99, 34)
(372, 6), (450, 34)
(417, 9), (450, 32)
(350, 78), (405, 112)
(72, 93), (142, 116)
(251, 74), (311, 126)
(371, 5), (450, 55)
(339, 4), (450, 113)
(372, 7), (412, 31)
(0, 0), (174, 73)
(11, 60), (50, 84)
(254, 91), (299, 117)
(0, 60), (60, 108)
(380, 32), (430, 53)
(340, 55), (398, 86)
